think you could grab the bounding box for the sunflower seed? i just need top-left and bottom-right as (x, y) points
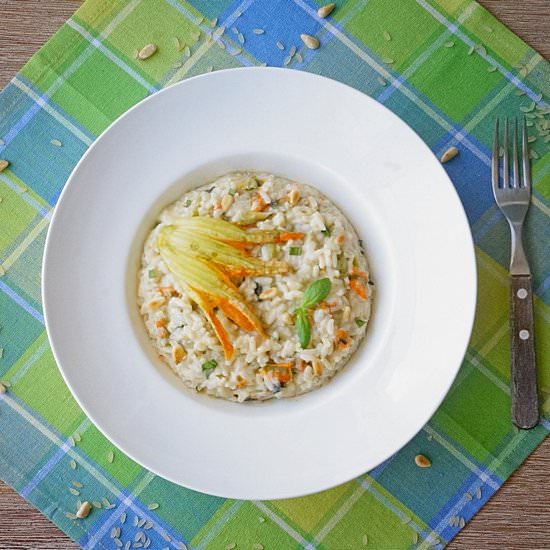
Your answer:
(317, 3), (335, 18)
(210, 17), (218, 28)
(0, 382), (6, 394)
(444, 41), (454, 48)
(92, 501), (102, 509)
(162, 533), (172, 542)
(515, 89), (526, 96)
(138, 518), (147, 528)
(467, 45), (475, 55)
(133, 515), (139, 526)
(50, 139), (62, 147)
(412, 531), (419, 544)
(111, 527), (121, 538)
(69, 488), (80, 496)
(121, 512), (127, 524)
(459, 517), (466, 528)
(383, 30), (391, 41)
(225, 544), (236, 550)
(76, 501), (92, 519)
(520, 101), (536, 113)
(534, 93), (543, 102)
(144, 539), (151, 549)
(289, 45), (296, 57)
(138, 44), (158, 60)
(295, 52), (303, 63)
(134, 544), (143, 549)
(72, 481), (83, 488)
(488, 66), (497, 72)
(283, 55), (292, 66)
(300, 34), (319, 50)
(125, 542), (131, 550)
(231, 48), (242, 56)
(184, 46), (190, 58)
(382, 57), (394, 64)
(252, 28), (265, 35)
(276, 41), (285, 50)
(214, 26), (225, 37)
(362, 534), (369, 545)
(377, 77), (387, 86)
(258, 516), (266, 523)
(107, 450), (114, 463)
(174, 37), (181, 50)
(238, 33), (245, 44)
(73, 432), (82, 442)
(135, 532), (145, 542)
(69, 436), (75, 447)
(528, 136), (537, 143)
(440, 146), (459, 163)
(102, 497), (111, 507)
(475, 44), (487, 56)
(464, 492), (472, 500)
(0, 160), (10, 172)
(476, 486), (482, 499)
(65, 512), (78, 520)
(114, 539), (123, 548)
(0, 380), (9, 387)
(178, 543), (188, 550)
(144, 520), (154, 530)
(235, 10), (242, 17)
(414, 453), (432, 467)
(253, 544), (264, 550)
(232, 27), (239, 35)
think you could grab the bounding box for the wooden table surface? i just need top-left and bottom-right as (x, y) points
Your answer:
(1, 1), (549, 548)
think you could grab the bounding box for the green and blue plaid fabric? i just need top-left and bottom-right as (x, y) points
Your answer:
(1, 0), (549, 548)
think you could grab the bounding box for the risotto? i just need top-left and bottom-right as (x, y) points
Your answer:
(138, 171), (372, 402)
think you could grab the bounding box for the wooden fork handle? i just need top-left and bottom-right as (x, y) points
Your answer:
(510, 275), (539, 429)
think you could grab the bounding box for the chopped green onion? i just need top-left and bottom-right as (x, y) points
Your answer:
(228, 188), (236, 196)
(184, 199), (192, 207)
(289, 246), (302, 256)
(148, 269), (158, 279)
(321, 226), (331, 237)
(202, 359), (218, 378)
(355, 318), (366, 327)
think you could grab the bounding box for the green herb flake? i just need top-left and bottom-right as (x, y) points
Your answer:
(148, 269), (158, 279)
(321, 226), (331, 237)
(300, 278), (332, 309)
(184, 199), (192, 207)
(228, 188), (236, 196)
(202, 359), (218, 377)
(289, 246), (302, 256)
(355, 318), (366, 327)
(295, 308), (311, 348)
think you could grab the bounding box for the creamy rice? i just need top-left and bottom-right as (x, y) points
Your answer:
(138, 171), (372, 402)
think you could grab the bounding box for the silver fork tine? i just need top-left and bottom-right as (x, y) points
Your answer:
(512, 118), (519, 188)
(492, 118), (500, 192)
(522, 116), (531, 190)
(503, 117), (510, 188)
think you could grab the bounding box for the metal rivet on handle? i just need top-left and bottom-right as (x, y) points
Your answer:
(517, 288), (528, 299)
(519, 330), (530, 340)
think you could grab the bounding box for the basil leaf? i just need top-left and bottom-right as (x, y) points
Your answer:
(355, 318), (366, 327)
(300, 278), (332, 309)
(296, 308), (311, 348)
(202, 359), (218, 378)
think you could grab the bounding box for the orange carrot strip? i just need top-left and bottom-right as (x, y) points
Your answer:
(349, 278), (368, 300)
(251, 193), (269, 211)
(218, 299), (256, 332)
(350, 267), (369, 280)
(277, 232), (305, 242)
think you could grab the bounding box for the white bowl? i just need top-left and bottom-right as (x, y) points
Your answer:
(43, 68), (476, 500)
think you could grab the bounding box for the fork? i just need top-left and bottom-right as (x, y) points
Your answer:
(492, 117), (538, 429)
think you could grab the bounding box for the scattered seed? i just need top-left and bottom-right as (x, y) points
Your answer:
(383, 30), (391, 41)
(133, 516), (139, 527)
(231, 48), (242, 56)
(0, 382), (6, 394)
(238, 33), (245, 44)
(534, 93), (543, 102)
(0, 160), (10, 172)
(69, 436), (75, 447)
(70, 460), (77, 470)
(132, 49), (139, 59)
(258, 516), (266, 523)
(138, 518), (146, 528)
(184, 46), (191, 58)
(488, 66), (497, 73)
(475, 44), (487, 56)
(50, 139), (62, 147)
(459, 517), (466, 528)
(210, 17), (218, 28)
(276, 41), (285, 50)
(0, 138), (4, 145)
(134, 544), (143, 549)
(107, 450), (114, 463)
(317, 3), (335, 18)
(69, 488), (80, 496)
(72, 481), (83, 488)
(174, 36), (182, 50)
(382, 57), (394, 64)
(520, 101), (536, 113)
(135, 532), (145, 542)
(440, 146), (459, 163)
(102, 497), (112, 507)
(484, 25), (493, 33)
(232, 27), (239, 35)
(192, 31), (200, 41)
(253, 544), (264, 550)
(515, 89), (526, 96)
(402, 515), (411, 524)
(225, 544), (236, 550)
(18, 186), (27, 193)
(412, 531), (419, 544)
(289, 45), (297, 57)
(465, 492), (472, 500)
(260, 61), (268, 67)
(475, 486), (482, 499)
(144, 539), (151, 549)
(111, 527), (121, 538)
(214, 26), (225, 37)
(125, 542), (131, 550)
(444, 41), (454, 48)
(73, 432), (82, 442)
(467, 45), (475, 55)
(362, 534), (369, 545)
(217, 40), (226, 50)
(162, 533), (172, 542)
(65, 512), (78, 520)
(252, 28), (265, 35)
(414, 453), (432, 467)
(300, 34), (319, 50)
(114, 538), (123, 548)
(377, 77), (387, 86)
(178, 543), (188, 550)
(207, 66), (214, 72)
(138, 44), (158, 60)
(283, 55), (292, 66)
(76, 501), (92, 519)
(295, 52), (303, 63)
(0, 379), (9, 387)
(120, 512), (127, 524)
(173, 62), (183, 69)
(528, 135), (537, 143)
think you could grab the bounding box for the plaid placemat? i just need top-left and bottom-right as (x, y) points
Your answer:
(1, 0), (549, 548)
